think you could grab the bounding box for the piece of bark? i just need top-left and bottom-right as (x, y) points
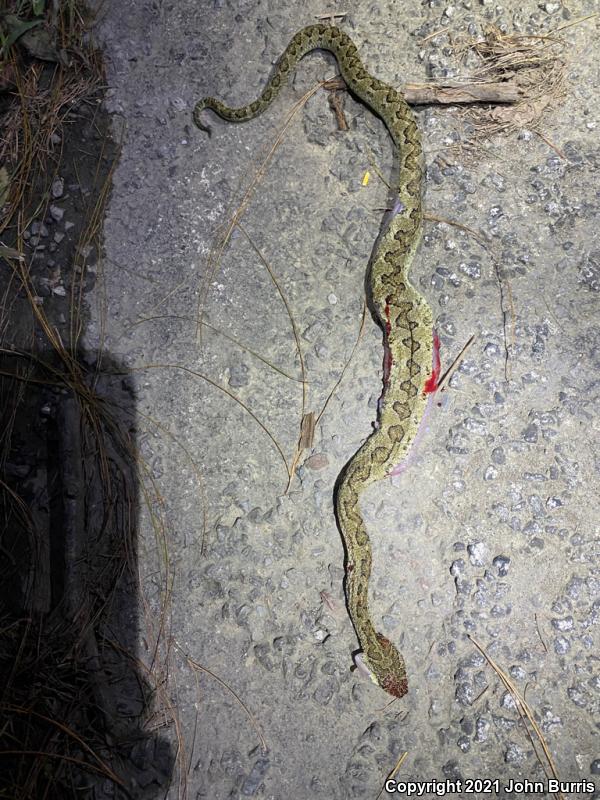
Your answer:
(328, 90), (349, 130)
(324, 77), (521, 105)
(404, 81), (521, 105)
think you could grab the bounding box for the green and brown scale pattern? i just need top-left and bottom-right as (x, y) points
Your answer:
(194, 25), (436, 699)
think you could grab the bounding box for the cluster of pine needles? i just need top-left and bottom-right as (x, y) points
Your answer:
(0, 2), (181, 797)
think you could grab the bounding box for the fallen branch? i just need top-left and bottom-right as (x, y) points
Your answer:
(405, 80), (521, 105)
(324, 77), (521, 105)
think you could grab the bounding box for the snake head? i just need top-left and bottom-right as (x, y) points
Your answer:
(355, 635), (408, 698)
(374, 633), (409, 699)
(381, 671), (409, 699)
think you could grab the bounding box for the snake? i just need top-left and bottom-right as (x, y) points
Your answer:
(193, 25), (439, 699)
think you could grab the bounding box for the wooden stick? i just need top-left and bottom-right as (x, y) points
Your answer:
(405, 80), (521, 105)
(328, 90), (349, 129)
(323, 77), (521, 105)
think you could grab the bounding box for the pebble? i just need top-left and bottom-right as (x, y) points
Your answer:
(429, 699), (443, 719)
(241, 757), (270, 797)
(467, 542), (488, 567)
(490, 447), (505, 465)
(504, 743), (525, 764)
(450, 558), (465, 576)
(254, 644), (274, 671)
(475, 717), (489, 742)
(170, 96), (187, 112)
(492, 555), (510, 576)
(551, 616), (574, 632)
(567, 686), (587, 708)
(523, 472), (546, 482)
(566, 576), (584, 599)
(313, 678), (336, 706)
(30, 221), (48, 237)
(49, 205), (64, 222)
(528, 494), (545, 517)
(554, 636), (570, 655)
(51, 177), (64, 198)
(521, 422), (539, 443)
(455, 681), (476, 707)
(228, 362), (249, 387)
(499, 691), (516, 710)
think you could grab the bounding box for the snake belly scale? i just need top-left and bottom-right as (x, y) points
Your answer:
(194, 25), (438, 699)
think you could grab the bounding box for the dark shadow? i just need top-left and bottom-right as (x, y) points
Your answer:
(0, 348), (174, 799)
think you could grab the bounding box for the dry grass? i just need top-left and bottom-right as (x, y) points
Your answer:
(1, 6), (104, 235)
(461, 23), (568, 139)
(426, 16), (600, 155)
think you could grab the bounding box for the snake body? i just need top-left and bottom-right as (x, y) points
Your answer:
(194, 25), (438, 699)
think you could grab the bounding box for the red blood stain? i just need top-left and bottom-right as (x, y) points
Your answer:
(383, 674), (409, 698)
(384, 297), (392, 337)
(423, 329), (441, 395)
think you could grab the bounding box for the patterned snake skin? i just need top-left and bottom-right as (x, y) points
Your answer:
(193, 25), (438, 698)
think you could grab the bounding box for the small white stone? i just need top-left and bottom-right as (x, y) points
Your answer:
(51, 177), (64, 198)
(327, 293), (337, 305)
(467, 541), (489, 566)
